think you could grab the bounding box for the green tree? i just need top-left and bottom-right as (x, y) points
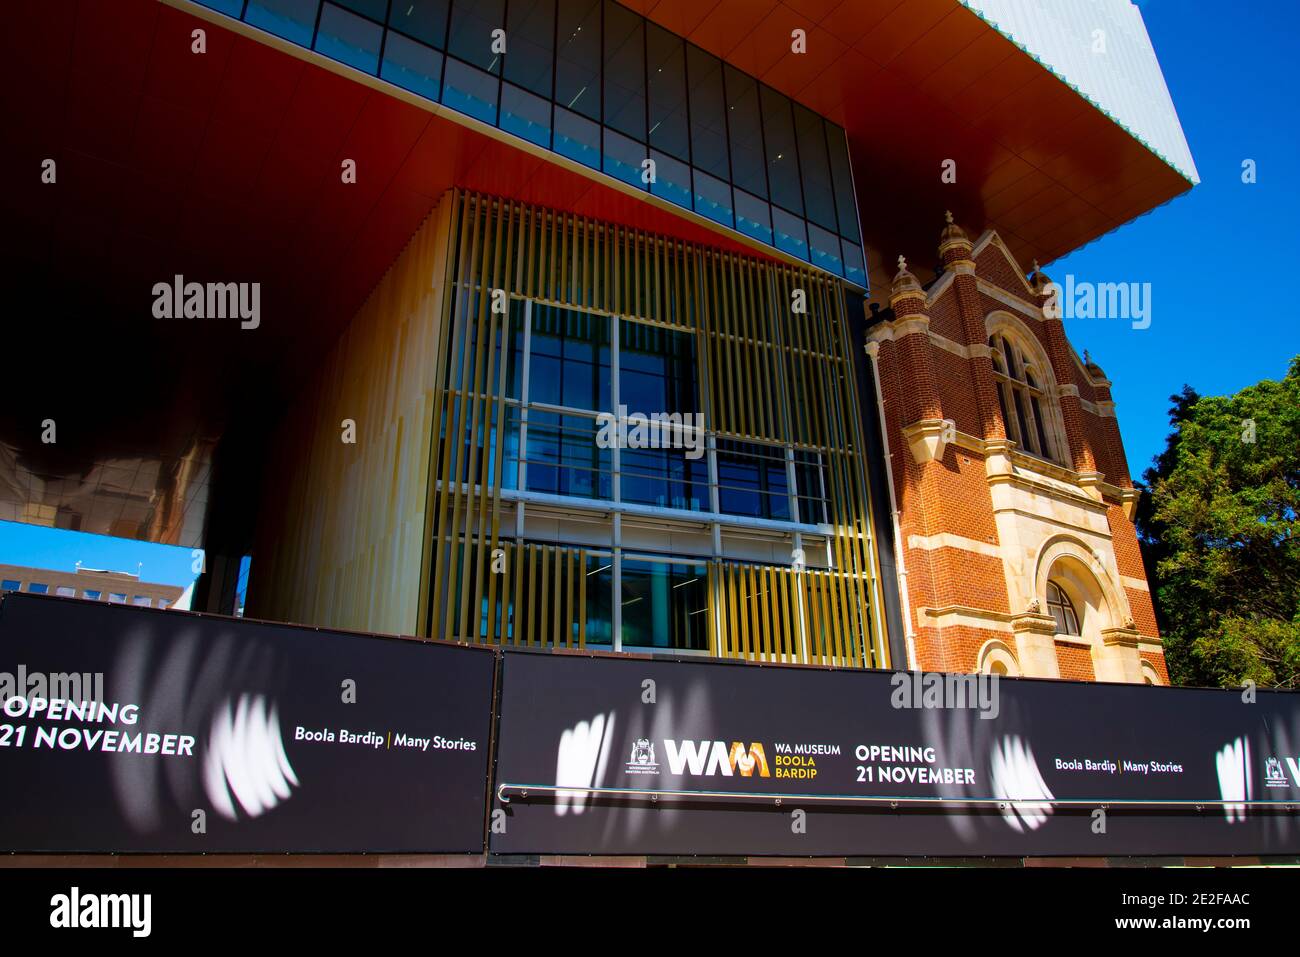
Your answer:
(1137, 357), (1300, 688)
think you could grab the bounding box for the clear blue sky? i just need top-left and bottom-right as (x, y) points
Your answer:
(1051, 0), (1298, 480)
(0, 521), (200, 589)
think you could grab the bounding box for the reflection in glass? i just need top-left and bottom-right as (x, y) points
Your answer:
(760, 85), (802, 215)
(603, 0), (645, 141)
(381, 32), (443, 101)
(245, 0), (320, 46)
(795, 103), (837, 232)
(448, 0), (505, 72)
(387, 0), (450, 48)
(525, 412), (612, 500)
(555, 0), (601, 120)
(827, 122), (860, 242)
(500, 82), (551, 148)
(197, 0), (246, 16)
(619, 321), (697, 413)
(808, 222), (844, 278)
(315, 3), (383, 74)
(842, 241), (866, 287)
(528, 305), (612, 411)
(620, 559), (709, 651)
(333, 0), (385, 19)
(602, 128), (648, 190)
(693, 168), (733, 228)
(443, 57), (499, 124)
(650, 150), (692, 211)
(503, 0), (555, 97)
(554, 106), (601, 169)
(621, 446), (708, 511)
(724, 65), (766, 199)
(772, 206), (808, 260)
(584, 556), (614, 645)
(734, 189), (772, 246)
(646, 24), (689, 161)
(687, 45), (729, 181)
(794, 450), (827, 524)
(717, 439), (791, 521)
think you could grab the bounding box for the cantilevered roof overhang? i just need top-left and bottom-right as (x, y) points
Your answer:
(619, 0), (1197, 289)
(0, 0), (1195, 550)
(0, 0), (776, 547)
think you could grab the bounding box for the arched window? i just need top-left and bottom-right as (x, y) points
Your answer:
(977, 639), (1020, 677)
(1046, 580), (1081, 636)
(989, 333), (1058, 463)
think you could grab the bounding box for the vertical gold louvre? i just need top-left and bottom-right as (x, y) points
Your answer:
(422, 190), (886, 669)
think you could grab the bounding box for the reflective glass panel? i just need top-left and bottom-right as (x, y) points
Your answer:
(500, 82), (551, 147)
(686, 45), (728, 180)
(646, 24), (689, 161)
(603, 0), (645, 141)
(388, 0), (450, 48)
(795, 103), (837, 231)
(649, 150), (691, 210)
(503, 0), (555, 97)
(443, 57), (499, 124)
(724, 65), (766, 199)
(246, 0), (320, 46)
(620, 559), (709, 651)
(693, 168), (733, 228)
(826, 122), (860, 242)
(618, 321), (698, 414)
(554, 106), (601, 169)
(734, 189), (772, 246)
(555, 0), (601, 120)
(448, 0), (505, 72)
(381, 32), (443, 101)
(760, 84), (802, 215)
(315, 3), (382, 74)
(528, 305), (612, 411)
(717, 439), (791, 521)
(603, 128), (648, 190)
(525, 411), (612, 500)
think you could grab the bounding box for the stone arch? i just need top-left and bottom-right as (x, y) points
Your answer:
(1140, 659), (1163, 686)
(1032, 535), (1128, 642)
(976, 637), (1021, 676)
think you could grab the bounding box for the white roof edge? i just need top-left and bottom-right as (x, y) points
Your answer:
(959, 0), (1198, 185)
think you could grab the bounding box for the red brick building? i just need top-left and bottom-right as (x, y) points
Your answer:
(865, 214), (1166, 685)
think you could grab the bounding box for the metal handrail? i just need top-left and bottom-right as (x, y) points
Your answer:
(496, 782), (1297, 811)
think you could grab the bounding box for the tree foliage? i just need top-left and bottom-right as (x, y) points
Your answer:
(1137, 357), (1300, 688)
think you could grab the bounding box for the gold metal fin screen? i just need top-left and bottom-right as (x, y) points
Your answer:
(420, 190), (887, 669)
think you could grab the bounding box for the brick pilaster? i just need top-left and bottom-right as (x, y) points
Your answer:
(1036, 269), (1097, 474)
(888, 257), (942, 424)
(939, 212), (1005, 442)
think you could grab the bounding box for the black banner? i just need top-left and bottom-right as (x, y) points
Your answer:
(0, 594), (495, 853)
(491, 651), (1300, 857)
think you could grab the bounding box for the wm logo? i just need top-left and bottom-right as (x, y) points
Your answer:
(663, 740), (770, 777)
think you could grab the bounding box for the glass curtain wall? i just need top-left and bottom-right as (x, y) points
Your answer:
(424, 192), (883, 668)
(499, 298), (827, 653)
(203, 0), (866, 285)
